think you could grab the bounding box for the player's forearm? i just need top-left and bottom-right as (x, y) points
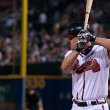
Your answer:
(94, 37), (110, 50)
(61, 51), (79, 71)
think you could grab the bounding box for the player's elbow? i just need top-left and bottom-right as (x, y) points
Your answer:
(61, 64), (68, 72)
(60, 65), (71, 75)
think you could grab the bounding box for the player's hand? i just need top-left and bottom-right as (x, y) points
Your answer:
(75, 35), (87, 52)
(78, 29), (96, 42)
(87, 33), (96, 42)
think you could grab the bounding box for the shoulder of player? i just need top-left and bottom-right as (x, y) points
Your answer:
(94, 45), (105, 51)
(94, 45), (109, 57)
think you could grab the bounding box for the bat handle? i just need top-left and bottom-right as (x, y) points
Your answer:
(84, 12), (90, 30)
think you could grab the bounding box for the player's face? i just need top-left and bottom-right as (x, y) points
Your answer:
(67, 36), (78, 50)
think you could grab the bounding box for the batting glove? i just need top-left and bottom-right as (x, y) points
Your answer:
(87, 34), (96, 42)
(78, 29), (96, 42)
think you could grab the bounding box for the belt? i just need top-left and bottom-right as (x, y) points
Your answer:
(73, 99), (106, 107)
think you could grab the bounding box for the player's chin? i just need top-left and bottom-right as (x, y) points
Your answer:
(81, 49), (86, 54)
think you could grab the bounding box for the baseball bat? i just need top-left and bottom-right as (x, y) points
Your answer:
(84, 0), (93, 30)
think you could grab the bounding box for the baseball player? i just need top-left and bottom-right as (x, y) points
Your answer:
(61, 22), (110, 110)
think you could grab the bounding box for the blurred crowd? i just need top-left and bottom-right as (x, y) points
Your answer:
(0, 0), (110, 66)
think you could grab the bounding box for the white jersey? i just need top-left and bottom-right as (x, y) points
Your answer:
(64, 45), (110, 101)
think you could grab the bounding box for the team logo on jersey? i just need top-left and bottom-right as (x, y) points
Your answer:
(72, 59), (100, 74)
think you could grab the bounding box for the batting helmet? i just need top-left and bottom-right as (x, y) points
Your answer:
(64, 22), (92, 38)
